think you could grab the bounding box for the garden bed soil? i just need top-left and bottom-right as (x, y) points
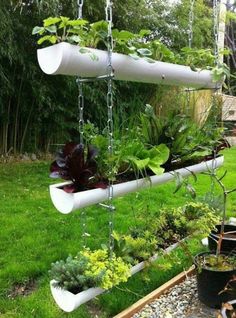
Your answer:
(7, 280), (37, 299)
(113, 267), (220, 318)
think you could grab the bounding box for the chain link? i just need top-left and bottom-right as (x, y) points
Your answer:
(105, 0), (115, 260)
(207, 0), (220, 198)
(77, 0), (87, 248)
(81, 209), (87, 249)
(186, 88), (191, 117)
(213, 0), (220, 67)
(188, 0), (195, 48)
(186, 0), (195, 116)
(78, 0), (84, 19)
(77, 79), (84, 144)
(106, 0), (114, 73)
(77, 0), (84, 146)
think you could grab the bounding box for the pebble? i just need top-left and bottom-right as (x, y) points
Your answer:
(132, 275), (218, 318)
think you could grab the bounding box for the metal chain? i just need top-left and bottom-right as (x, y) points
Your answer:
(77, 0), (86, 248)
(77, 0), (84, 146)
(186, 89), (191, 117)
(209, 0), (220, 198)
(106, 0), (115, 260)
(78, 0), (84, 19)
(185, 0), (195, 117)
(188, 0), (195, 48)
(77, 80), (84, 145)
(213, 0), (220, 67)
(213, 0), (220, 118)
(81, 209), (87, 249)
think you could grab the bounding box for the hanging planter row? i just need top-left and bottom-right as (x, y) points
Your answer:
(37, 42), (222, 89)
(50, 155), (224, 214)
(50, 240), (181, 312)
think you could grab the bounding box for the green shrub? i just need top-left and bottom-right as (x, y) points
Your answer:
(50, 249), (131, 293)
(49, 253), (99, 293)
(82, 249), (131, 290)
(130, 201), (220, 247)
(112, 231), (158, 264)
(183, 201), (220, 237)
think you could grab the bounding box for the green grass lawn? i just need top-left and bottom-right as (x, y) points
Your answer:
(0, 147), (236, 318)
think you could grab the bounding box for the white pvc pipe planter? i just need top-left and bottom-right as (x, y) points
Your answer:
(50, 156), (224, 214)
(37, 42), (221, 89)
(50, 282), (104, 313)
(50, 240), (181, 312)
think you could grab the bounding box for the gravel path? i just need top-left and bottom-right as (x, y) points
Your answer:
(132, 275), (219, 318)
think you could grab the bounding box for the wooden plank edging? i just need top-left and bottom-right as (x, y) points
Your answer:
(113, 266), (195, 318)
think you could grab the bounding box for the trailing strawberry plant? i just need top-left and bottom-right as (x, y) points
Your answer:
(32, 16), (230, 79)
(32, 16), (88, 45)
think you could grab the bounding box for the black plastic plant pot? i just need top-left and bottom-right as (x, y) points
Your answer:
(208, 224), (236, 253)
(194, 252), (236, 309)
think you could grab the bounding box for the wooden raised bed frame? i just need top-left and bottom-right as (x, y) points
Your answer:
(113, 266), (195, 318)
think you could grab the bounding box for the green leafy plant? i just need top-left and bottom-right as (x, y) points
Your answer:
(32, 16), (88, 45)
(183, 201), (220, 237)
(140, 104), (225, 167)
(32, 17), (158, 61)
(124, 231), (158, 263)
(179, 47), (215, 70)
(196, 253), (236, 271)
(119, 142), (170, 177)
(108, 231), (158, 265)
(84, 122), (170, 181)
(50, 248), (131, 292)
(32, 16), (229, 78)
(130, 201), (219, 250)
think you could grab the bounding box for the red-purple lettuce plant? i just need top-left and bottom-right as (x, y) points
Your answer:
(50, 142), (107, 193)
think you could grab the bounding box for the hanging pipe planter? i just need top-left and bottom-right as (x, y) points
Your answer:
(49, 155), (224, 214)
(50, 240), (181, 312)
(37, 42), (222, 89)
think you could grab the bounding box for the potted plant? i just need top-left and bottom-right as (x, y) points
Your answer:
(49, 248), (131, 312)
(49, 231), (180, 313)
(194, 171), (236, 308)
(139, 104), (226, 170)
(109, 230), (163, 275)
(49, 141), (223, 213)
(49, 106), (225, 214)
(32, 16), (224, 88)
(49, 140), (177, 213)
(48, 199), (223, 312)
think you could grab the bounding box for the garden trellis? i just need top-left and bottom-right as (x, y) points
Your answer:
(35, 0), (226, 312)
